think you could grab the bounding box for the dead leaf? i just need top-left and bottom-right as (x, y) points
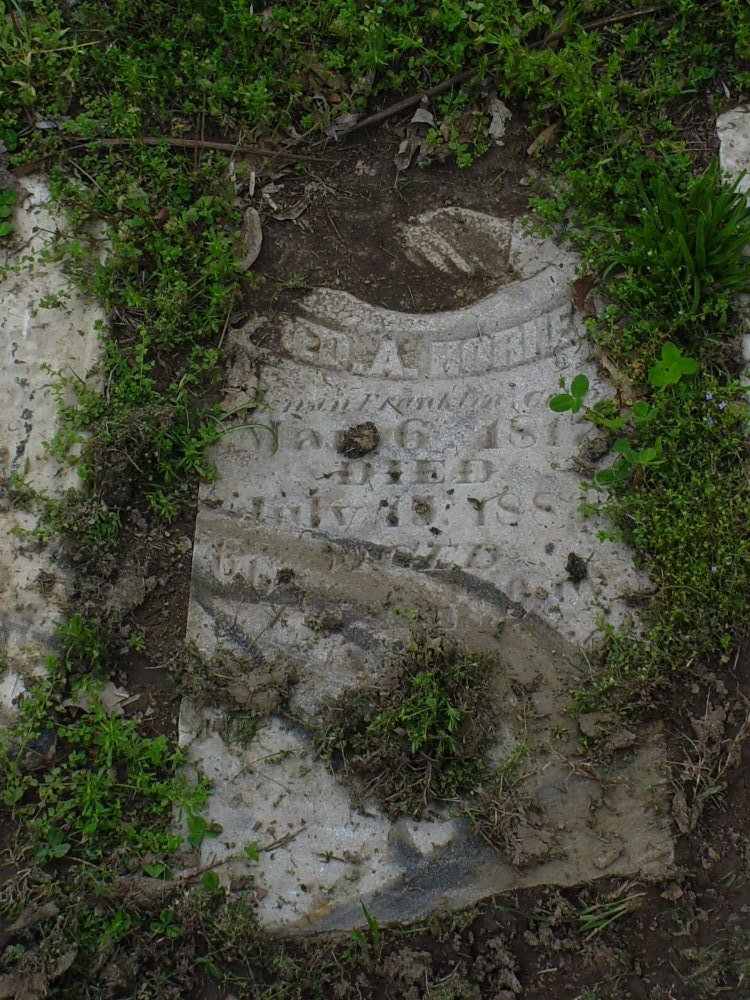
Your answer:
(604, 728), (637, 752)
(394, 125), (435, 173)
(570, 273), (598, 318)
(49, 950), (77, 981)
(220, 378), (259, 413)
(527, 121), (561, 157)
(0, 972), (48, 1000)
(99, 875), (174, 909)
(325, 112), (359, 140)
(239, 206), (263, 270)
(578, 712), (615, 739)
(354, 159), (376, 177)
(61, 691), (92, 713)
(487, 96), (512, 144)
(671, 786), (693, 834)
(271, 198), (310, 221)
(394, 136), (417, 172)
(99, 682), (138, 715)
(591, 343), (636, 404)
(64, 683), (136, 716)
(268, 181), (324, 221)
(8, 902), (59, 935)
(410, 108), (435, 126)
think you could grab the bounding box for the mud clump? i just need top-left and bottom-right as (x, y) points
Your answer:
(566, 551), (588, 583)
(170, 643), (297, 717)
(336, 421), (379, 458)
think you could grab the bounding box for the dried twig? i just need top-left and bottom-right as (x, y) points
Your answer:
(574, 4), (664, 33)
(341, 69), (475, 136)
(259, 825), (306, 853)
(64, 134), (329, 161)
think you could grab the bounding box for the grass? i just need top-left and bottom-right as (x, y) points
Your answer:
(0, 0), (749, 993)
(0, 619), (209, 865)
(318, 631), (501, 818)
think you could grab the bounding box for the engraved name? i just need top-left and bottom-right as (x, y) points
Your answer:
(284, 304), (575, 380)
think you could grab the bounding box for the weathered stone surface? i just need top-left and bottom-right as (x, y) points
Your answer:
(183, 208), (671, 930)
(0, 178), (102, 719)
(718, 104), (750, 366)
(197, 210), (644, 643)
(718, 105), (750, 196)
(183, 545), (672, 931)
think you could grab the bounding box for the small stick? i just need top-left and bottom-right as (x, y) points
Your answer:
(63, 134), (328, 161)
(342, 69), (475, 136)
(343, 4), (667, 138)
(573, 4), (664, 32)
(13, 135), (331, 178)
(259, 825), (306, 853)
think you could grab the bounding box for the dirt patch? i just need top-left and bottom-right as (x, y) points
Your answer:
(233, 119), (534, 326)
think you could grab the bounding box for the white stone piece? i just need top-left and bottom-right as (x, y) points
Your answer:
(717, 105), (750, 195)
(717, 104), (750, 366)
(0, 177), (103, 716)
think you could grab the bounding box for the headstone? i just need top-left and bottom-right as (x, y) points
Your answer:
(183, 208), (671, 930)
(0, 178), (102, 720)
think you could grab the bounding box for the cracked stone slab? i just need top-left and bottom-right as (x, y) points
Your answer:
(184, 208), (671, 930)
(0, 177), (102, 720)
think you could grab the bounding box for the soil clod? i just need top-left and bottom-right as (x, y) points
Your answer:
(337, 421), (380, 458)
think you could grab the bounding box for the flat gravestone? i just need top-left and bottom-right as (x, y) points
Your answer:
(0, 178), (102, 721)
(183, 208), (671, 931)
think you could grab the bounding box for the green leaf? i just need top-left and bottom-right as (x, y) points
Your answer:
(570, 374), (590, 399)
(244, 841), (260, 862)
(187, 814), (221, 848)
(144, 862), (170, 879)
(197, 957), (224, 981)
(0, 222), (10, 237)
(201, 870), (220, 891)
(594, 469), (617, 486)
(596, 414), (626, 431)
(661, 342), (681, 364)
(612, 438), (636, 461)
(695, 214), (706, 271)
(549, 393), (575, 413)
(0, 205), (13, 218)
(677, 356), (700, 375)
(632, 401), (650, 421)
